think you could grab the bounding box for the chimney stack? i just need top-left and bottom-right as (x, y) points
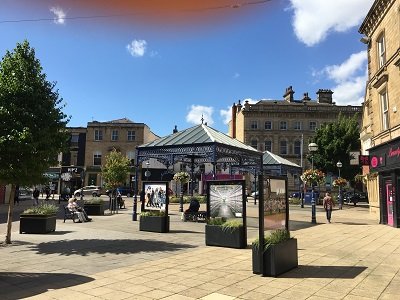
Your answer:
(236, 100), (242, 112)
(231, 102), (237, 138)
(173, 125), (178, 134)
(316, 89), (333, 104)
(302, 92), (311, 101)
(283, 86), (295, 102)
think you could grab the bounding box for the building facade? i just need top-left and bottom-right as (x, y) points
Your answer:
(84, 118), (159, 188)
(359, 0), (400, 226)
(228, 86), (362, 193)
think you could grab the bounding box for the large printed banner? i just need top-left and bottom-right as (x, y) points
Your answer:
(143, 182), (168, 210)
(207, 180), (245, 220)
(263, 178), (287, 230)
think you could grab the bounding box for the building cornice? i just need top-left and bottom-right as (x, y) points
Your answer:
(359, 0), (396, 36)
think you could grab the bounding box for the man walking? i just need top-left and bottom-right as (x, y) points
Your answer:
(323, 192), (335, 223)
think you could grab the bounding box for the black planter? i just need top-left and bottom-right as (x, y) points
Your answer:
(139, 216), (169, 233)
(84, 203), (104, 216)
(20, 215), (57, 234)
(252, 238), (298, 277)
(205, 224), (246, 249)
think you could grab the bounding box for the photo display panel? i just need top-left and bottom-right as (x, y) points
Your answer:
(142, 182), (169, 212)
(263, 178), (288, 230)
(207, 180), (245, 220)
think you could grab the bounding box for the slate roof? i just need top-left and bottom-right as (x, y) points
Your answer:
(139, 123), (260, 154)
(263, 151), (301, 168)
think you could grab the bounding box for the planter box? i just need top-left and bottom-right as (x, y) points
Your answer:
(252, 238), (298, 276)
(84, 203), (104, 216)
(205, 224), (246, 249)
(139, 216), (169, 233)
(20, 215), (57, 234)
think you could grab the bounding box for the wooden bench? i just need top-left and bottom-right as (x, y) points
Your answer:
(183, 211), (207, 222)
(63, 206), (78, 223)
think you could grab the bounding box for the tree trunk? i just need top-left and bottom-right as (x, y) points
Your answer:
(5, 184), (16, 244)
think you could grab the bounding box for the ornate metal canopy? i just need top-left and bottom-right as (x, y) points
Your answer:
(136, 123), (263, 169)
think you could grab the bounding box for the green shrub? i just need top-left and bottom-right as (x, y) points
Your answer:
(169, 195), (206, 204)
(289, 197), (301, 205)
(253, 229), (291, 252)
(140, 210), (166, 217)
(21, 203), (59, 215)
(84, 198), (104, 205)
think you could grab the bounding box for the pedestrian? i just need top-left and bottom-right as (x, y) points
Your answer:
(33, 187), (40, 206)
(323, 192), (335, 223)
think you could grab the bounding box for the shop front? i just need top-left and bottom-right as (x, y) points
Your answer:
(369, 136), (400, 227)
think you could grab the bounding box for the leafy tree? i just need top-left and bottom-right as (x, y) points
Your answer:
(311, 113), (361, 183)
(101, 149), (130, 197)
(0, 40), (69, 244)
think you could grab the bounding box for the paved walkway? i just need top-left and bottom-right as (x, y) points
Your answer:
(0, 199), (399, 300)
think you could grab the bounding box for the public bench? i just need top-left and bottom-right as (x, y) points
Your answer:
(63, 206), (78, 223)
(183, 211), (207, 222)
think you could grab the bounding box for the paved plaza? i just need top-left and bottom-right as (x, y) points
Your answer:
(1, 198), (400, 300)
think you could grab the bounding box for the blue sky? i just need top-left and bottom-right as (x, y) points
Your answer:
(0, 0), (373, 137)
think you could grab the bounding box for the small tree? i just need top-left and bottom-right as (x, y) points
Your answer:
(0, 40), (69, 244)
(101, 149), (130, 207)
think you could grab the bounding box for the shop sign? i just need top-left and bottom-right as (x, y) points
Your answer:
(359, 155), (370, 166)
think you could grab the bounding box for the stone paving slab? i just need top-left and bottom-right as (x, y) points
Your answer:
(0, 200), (400, 299)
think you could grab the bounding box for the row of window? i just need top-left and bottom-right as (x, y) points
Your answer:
(251, 140), (302, 156)
(92, 150), (135, 166)
(94, 129), (136, 141)
(250, 120), (317, 131)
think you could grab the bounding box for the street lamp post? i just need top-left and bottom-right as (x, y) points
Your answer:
(308, 142), (318, 224)
(336, 161), (343, 210)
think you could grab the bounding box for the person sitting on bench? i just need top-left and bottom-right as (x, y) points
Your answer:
(184, 198), (200, 214)
(67, 199), (92, 222)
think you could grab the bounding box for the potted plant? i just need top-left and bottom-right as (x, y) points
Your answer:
(252, 229), (298, 277)
(205, 218), (246, 249)
(20, 203), (59, 234)
(139, 210), (169, 233)
(83, 198), (105, 215)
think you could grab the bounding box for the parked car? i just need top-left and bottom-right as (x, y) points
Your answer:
(251, 191), (259, 198)
(343, 192), (361, 206)
(106, 187), (135, 197)
(291, 192), (300, 198)
(74, 185), (103, 198)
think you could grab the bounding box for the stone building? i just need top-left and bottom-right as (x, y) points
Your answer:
(84, 118), (159, 187)
(359, 0), (400, 226)
(228, 86), (362, 193)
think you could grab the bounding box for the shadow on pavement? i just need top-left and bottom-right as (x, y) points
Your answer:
(289, 220), (318, 231)
(169, 230), (203, 234)
(336, 222), (371, 226)
(29, 239), (196, 256)
(0, 272), (93, 299)
(45, 231), (74, 235)
(280, 265), (367, 279)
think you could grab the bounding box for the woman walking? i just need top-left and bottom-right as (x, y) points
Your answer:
(323, 192), (335, 223)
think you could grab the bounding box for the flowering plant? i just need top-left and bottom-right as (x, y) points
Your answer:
(173, 171), (190, 183)
(333, 177), (347, 187)
(300, 169), (325, 185)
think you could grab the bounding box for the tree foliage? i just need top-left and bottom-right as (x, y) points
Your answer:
(311, 113), (361, 182)
(101, 149), (130, 190)
(0, 40), (69, 185)
(0, 40), (69, 244)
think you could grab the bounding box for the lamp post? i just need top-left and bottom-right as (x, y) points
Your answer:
(308, 142), (318, 224)
(336, 161), (343, 210)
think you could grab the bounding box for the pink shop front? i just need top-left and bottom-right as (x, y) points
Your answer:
(369, 136), (400, 227)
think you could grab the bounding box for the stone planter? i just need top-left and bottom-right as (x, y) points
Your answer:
(139, 216), (169, 233)
(252, 238), (298, 276)
(20, 214), (57, 234)
(84, 203), (104, 216)
(205, 224), (246, 249)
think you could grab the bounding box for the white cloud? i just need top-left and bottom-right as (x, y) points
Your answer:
(126, 39), (147, 57)
(324, 51), (367, 83)
(186, 105), (214, 126)
(289, 0), (373, 46)
(50, 7), (66, 25)
(314, 51), (367, 106)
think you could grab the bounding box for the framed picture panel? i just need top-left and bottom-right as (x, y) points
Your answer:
(206, 180), (246, 223)
(262, 176), (288, 231)
(142, 181), (169, 214)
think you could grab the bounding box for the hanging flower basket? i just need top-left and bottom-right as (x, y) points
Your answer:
(333, 177), (347, 187)
(173, 171), (190, 183)
(300, 169), (325, 185)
